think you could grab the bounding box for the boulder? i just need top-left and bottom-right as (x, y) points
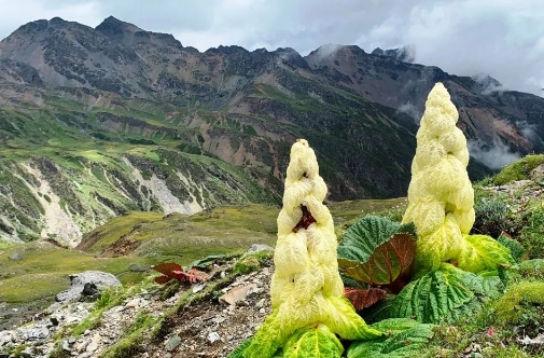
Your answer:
(530, 164), (544, 180)
(55, 271), (121, 303)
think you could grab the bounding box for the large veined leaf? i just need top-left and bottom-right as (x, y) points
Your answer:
(337, 216), (416, 287)
(365, 264), (503, 323)
(283, 325), (344, 358)
(347, 318), (434, 358)
(458, 234), (514, 274)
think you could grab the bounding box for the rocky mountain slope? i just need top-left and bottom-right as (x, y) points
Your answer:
(0, 16), (543, 245)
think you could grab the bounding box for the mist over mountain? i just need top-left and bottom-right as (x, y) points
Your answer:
(0, 16), (543, 245)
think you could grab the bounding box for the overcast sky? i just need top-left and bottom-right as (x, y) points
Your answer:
(0, 0), (542, 96)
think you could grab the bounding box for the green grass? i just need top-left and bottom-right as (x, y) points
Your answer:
(79, 211), (164, 253)
(520, 206), (544, 259)
(493, 154), (544, 185)
(80, 199), (408, 262)
(493, 280), (544, 324)
(329, 197), (407, 235)
(0, 243), (147, 304)
(0, 195), (406, 309)
(81, 204), (279, 258)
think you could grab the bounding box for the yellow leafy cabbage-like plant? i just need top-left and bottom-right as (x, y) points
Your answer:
(402, 83), (512, 276)
(239, 139), (382, 358)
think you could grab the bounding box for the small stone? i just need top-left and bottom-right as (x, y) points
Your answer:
(207, 331), (220, 343)
(62, 339), (71, 352)
(255, 299), (265, 308)
(17, 325), (49, 341)
(259, 308), (266, 314)
(165, 334), (182, 352)
(86, 334), (100, 353)
(192, 283), (205, 293)
(212, 316), (226, 324)
(124, 298), (141, 309)
(519, 333), (544, 345)
(0, 330), (14, 346)
(219, 284), (256, 306)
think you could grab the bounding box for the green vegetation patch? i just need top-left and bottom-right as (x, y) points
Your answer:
(0, 243), (147, 304)
(493, 154), (544, 185)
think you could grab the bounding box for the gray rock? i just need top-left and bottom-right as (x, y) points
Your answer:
(0, 330), (14, 346)
(56, 271), (121, 303)
(85, 334), (100, 353)
(531, 164), (544, 180)
(61, 339), (71, 352)
(16, 325), (49, 341)
(207, 331), (221, 343)
(165, 334), (182, 351)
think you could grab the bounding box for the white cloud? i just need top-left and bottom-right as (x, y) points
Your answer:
(0, 0), (102, 34)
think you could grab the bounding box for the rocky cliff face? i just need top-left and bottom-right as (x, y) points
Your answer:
(0, 16), (542, 245)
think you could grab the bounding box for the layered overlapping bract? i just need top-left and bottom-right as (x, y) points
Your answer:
(243, 139), (381, 357)
(403, 83), (512, 276)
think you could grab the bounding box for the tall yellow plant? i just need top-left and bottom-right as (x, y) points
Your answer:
(240, 139), (381, 357)
(403, 82), (512, 276)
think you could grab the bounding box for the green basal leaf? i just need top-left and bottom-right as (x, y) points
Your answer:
(283, 325), (344, 358)
(365, 264), (503, 323)
(458, 234), (514, 274)
(337, 216), (416, 286)
(347, 318), (434, 358)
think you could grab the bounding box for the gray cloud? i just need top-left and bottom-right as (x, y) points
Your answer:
(0, 0), (542, 96)
(468, 139), (521, 169)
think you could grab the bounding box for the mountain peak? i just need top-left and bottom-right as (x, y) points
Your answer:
(371, 46), (414, 63)
(95, 16), (141, 36)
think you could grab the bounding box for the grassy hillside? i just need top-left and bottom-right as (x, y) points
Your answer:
(0, 197), (406, 324)
(0, 96), (276, 246)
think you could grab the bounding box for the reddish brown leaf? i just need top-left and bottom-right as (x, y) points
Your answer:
(339, 233), (416, 289)
(294, 205), (316, 232)
(185, 268), (210, 283)
(154, 275), (173, 284)
(153, 263), (183, 277)
(344, 287), (388, 310)
(153, 262), (210, 285)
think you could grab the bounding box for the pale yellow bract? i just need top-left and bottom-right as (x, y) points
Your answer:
(242, 139), (381, 357)
(403, 83), (512, 276)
